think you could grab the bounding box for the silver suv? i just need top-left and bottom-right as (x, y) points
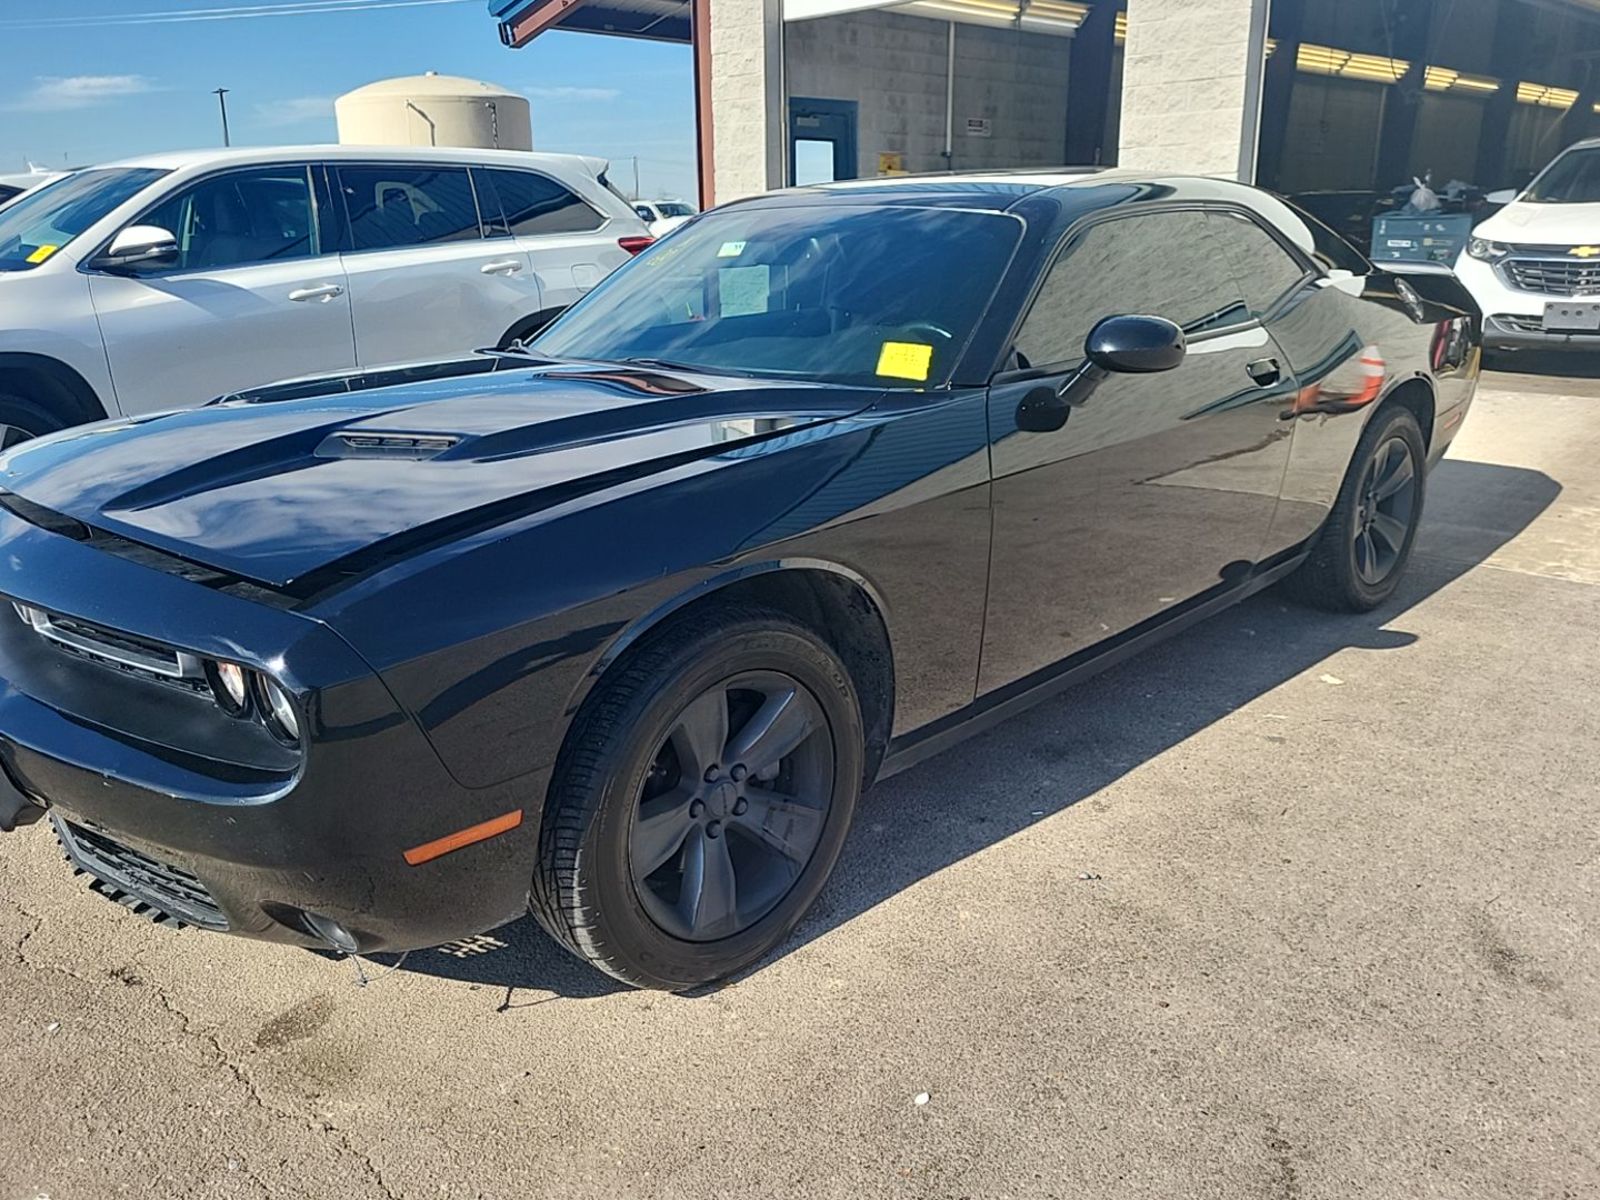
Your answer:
(0, 144), (653, 442)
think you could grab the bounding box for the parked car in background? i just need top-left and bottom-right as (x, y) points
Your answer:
(0, 171), (1478, 990)
(632, 198), (697, 237)
(0, 145), (652, 442)
(1456, 137), (1600, 353)
(0, 168), (68, 208)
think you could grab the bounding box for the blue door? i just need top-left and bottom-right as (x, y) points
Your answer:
(789, 98), (858, 185)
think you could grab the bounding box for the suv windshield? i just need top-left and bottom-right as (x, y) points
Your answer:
(533, 204), (1022, 388)
(0, 167), (167, 272)
(1524, 148), (1600, 203)
(656, 202), (695, 218)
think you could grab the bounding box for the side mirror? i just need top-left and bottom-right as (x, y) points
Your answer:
(1011, 315), (1187, 435)
(1485, 188), (1518, 206)
(95, 224), (178, 271)
(1083, 314), (1187, 376)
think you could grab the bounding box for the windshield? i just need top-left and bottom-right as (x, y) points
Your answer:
(657, 202), (695, 218)
(0, 167), (167, 272)
(1524, 147), (1600, 203)
(533, 204), (1022, 388)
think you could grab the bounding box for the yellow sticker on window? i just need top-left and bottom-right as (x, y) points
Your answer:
(876, 341), (933, 382)
(25, 244), (59, 265)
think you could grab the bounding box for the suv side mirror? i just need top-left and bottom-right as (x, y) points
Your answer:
(1083, 314), (1187, 376)
(1485, 188), (1518, 206)
(95, 224), (178, 271)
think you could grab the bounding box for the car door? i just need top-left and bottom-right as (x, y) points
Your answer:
(333, 162), (543, 365)
(475, 165), (628, 314)
(979, 206), (1298, 694)
(1207, 206), (1392, 555)
(86, 164), (356, 414)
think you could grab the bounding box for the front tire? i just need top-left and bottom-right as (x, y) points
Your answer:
(1283, 404), (1427, 612)
(530, 605), (865, 990)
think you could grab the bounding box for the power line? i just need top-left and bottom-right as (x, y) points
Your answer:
(0, 0), (474, 29)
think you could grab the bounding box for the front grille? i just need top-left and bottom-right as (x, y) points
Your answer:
(10, 603), (209, 695)
(1502, 256), (1600, 296)
(56, 817), (227, 930)
(1490, 314), (1547, 333)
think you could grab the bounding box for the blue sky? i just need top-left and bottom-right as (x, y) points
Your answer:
(0, 0), (697, 199)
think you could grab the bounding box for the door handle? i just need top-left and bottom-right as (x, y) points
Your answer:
(288, 283), (344, 303)
(1246, 356), (1281, 386)
(481, 259), (523, 275)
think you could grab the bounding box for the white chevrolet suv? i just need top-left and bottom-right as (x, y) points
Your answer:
(0, 144), (653, 442)
(1456, 137), (1600, 355)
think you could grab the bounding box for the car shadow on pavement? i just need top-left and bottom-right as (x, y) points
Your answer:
(390, 457), (1559, 1002)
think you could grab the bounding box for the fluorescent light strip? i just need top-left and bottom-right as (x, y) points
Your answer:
(1518, 80), (1579, 108)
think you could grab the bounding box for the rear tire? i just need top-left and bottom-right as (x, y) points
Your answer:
(530, 605), (865, 991)
(1282, 404), (1426, 612)
(0, 390), (65, 448)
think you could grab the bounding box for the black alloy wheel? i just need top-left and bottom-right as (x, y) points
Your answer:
(630, 671), (833, 942)
(1351, 435), (1417, 586)
(1282, 403), (1427, 613)
(530, 604), (865, 991)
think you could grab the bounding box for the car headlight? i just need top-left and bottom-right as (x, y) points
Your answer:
(257, 675), (301, 744)
(1467, 238), (1509, 261)
(207, 660), (250, 715)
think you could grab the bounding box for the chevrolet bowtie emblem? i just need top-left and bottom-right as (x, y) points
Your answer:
(1571, 245), (1600, 258)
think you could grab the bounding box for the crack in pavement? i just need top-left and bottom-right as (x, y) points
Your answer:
(3, 897), (402, 1200)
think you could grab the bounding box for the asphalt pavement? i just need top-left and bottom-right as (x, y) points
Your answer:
(3, 365), (1597, 1200)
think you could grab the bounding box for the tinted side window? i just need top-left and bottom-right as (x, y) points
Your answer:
(1282, 198), (1372, 276)
(340, 165), (481, 250)
(481, 168), (603, 236)
(1206, 210), (1308, 318)
(1015, 210), (1250, 369)
(140, 167), (317, 271)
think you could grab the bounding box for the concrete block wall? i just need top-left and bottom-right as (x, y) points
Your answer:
(785, 9), (1070, 178)
(1118, 0), (1267, 178)
(709, 0), (784, 201)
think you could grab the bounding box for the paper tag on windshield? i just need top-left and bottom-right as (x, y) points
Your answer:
(25, 244), (59, 264)
(717, 241), (747, 258)
(877, 341), (933, 382)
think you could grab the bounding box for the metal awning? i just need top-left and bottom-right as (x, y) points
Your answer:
(490, 0), (1092, 47)
(490, 0), (690, 46)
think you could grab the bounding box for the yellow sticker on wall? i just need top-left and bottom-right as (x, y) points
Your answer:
(25, 244), (59, 264)
(876, 341), (933, 382)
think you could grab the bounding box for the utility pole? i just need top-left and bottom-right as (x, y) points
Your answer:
(632, 155), (640, 200)
(213, 88), (231, 147)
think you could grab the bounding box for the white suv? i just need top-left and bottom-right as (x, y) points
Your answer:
(0, 144), (653, 441)
(1456, 137), (1600, 354)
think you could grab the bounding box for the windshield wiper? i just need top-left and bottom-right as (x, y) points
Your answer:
(618, 356), (706, 373)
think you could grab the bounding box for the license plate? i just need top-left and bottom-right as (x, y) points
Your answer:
(1545, 300), (1600, 332)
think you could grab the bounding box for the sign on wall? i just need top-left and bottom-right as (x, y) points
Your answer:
(878, 151), (906, 175)
(965, 117), (992, 138)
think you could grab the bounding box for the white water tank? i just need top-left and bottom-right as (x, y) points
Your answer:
(335, 72), (532, 151)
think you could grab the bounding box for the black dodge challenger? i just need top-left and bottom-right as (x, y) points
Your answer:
(0, 172), (1479, 989)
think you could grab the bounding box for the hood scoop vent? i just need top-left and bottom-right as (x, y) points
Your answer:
(316, 432), (463, 461)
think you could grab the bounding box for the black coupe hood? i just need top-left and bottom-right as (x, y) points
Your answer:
(0, 365), (879, 590)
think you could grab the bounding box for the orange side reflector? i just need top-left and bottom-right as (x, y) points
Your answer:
(403, 809), (523, 866)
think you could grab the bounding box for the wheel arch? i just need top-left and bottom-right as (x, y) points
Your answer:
(1377, 373), (1436, 457)
(0, 352), (109, 428)
(576, 561), (897, 782)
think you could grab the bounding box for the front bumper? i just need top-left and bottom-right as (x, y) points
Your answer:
(1455, 251), (1600, 352)
(1481, 314), (1600, 352)
(0, 507), (543, 953)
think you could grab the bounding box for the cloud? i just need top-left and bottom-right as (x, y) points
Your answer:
(253, 96), (335, 128)
(11, 74), (156, 112)
(521, 85), (622, 102)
